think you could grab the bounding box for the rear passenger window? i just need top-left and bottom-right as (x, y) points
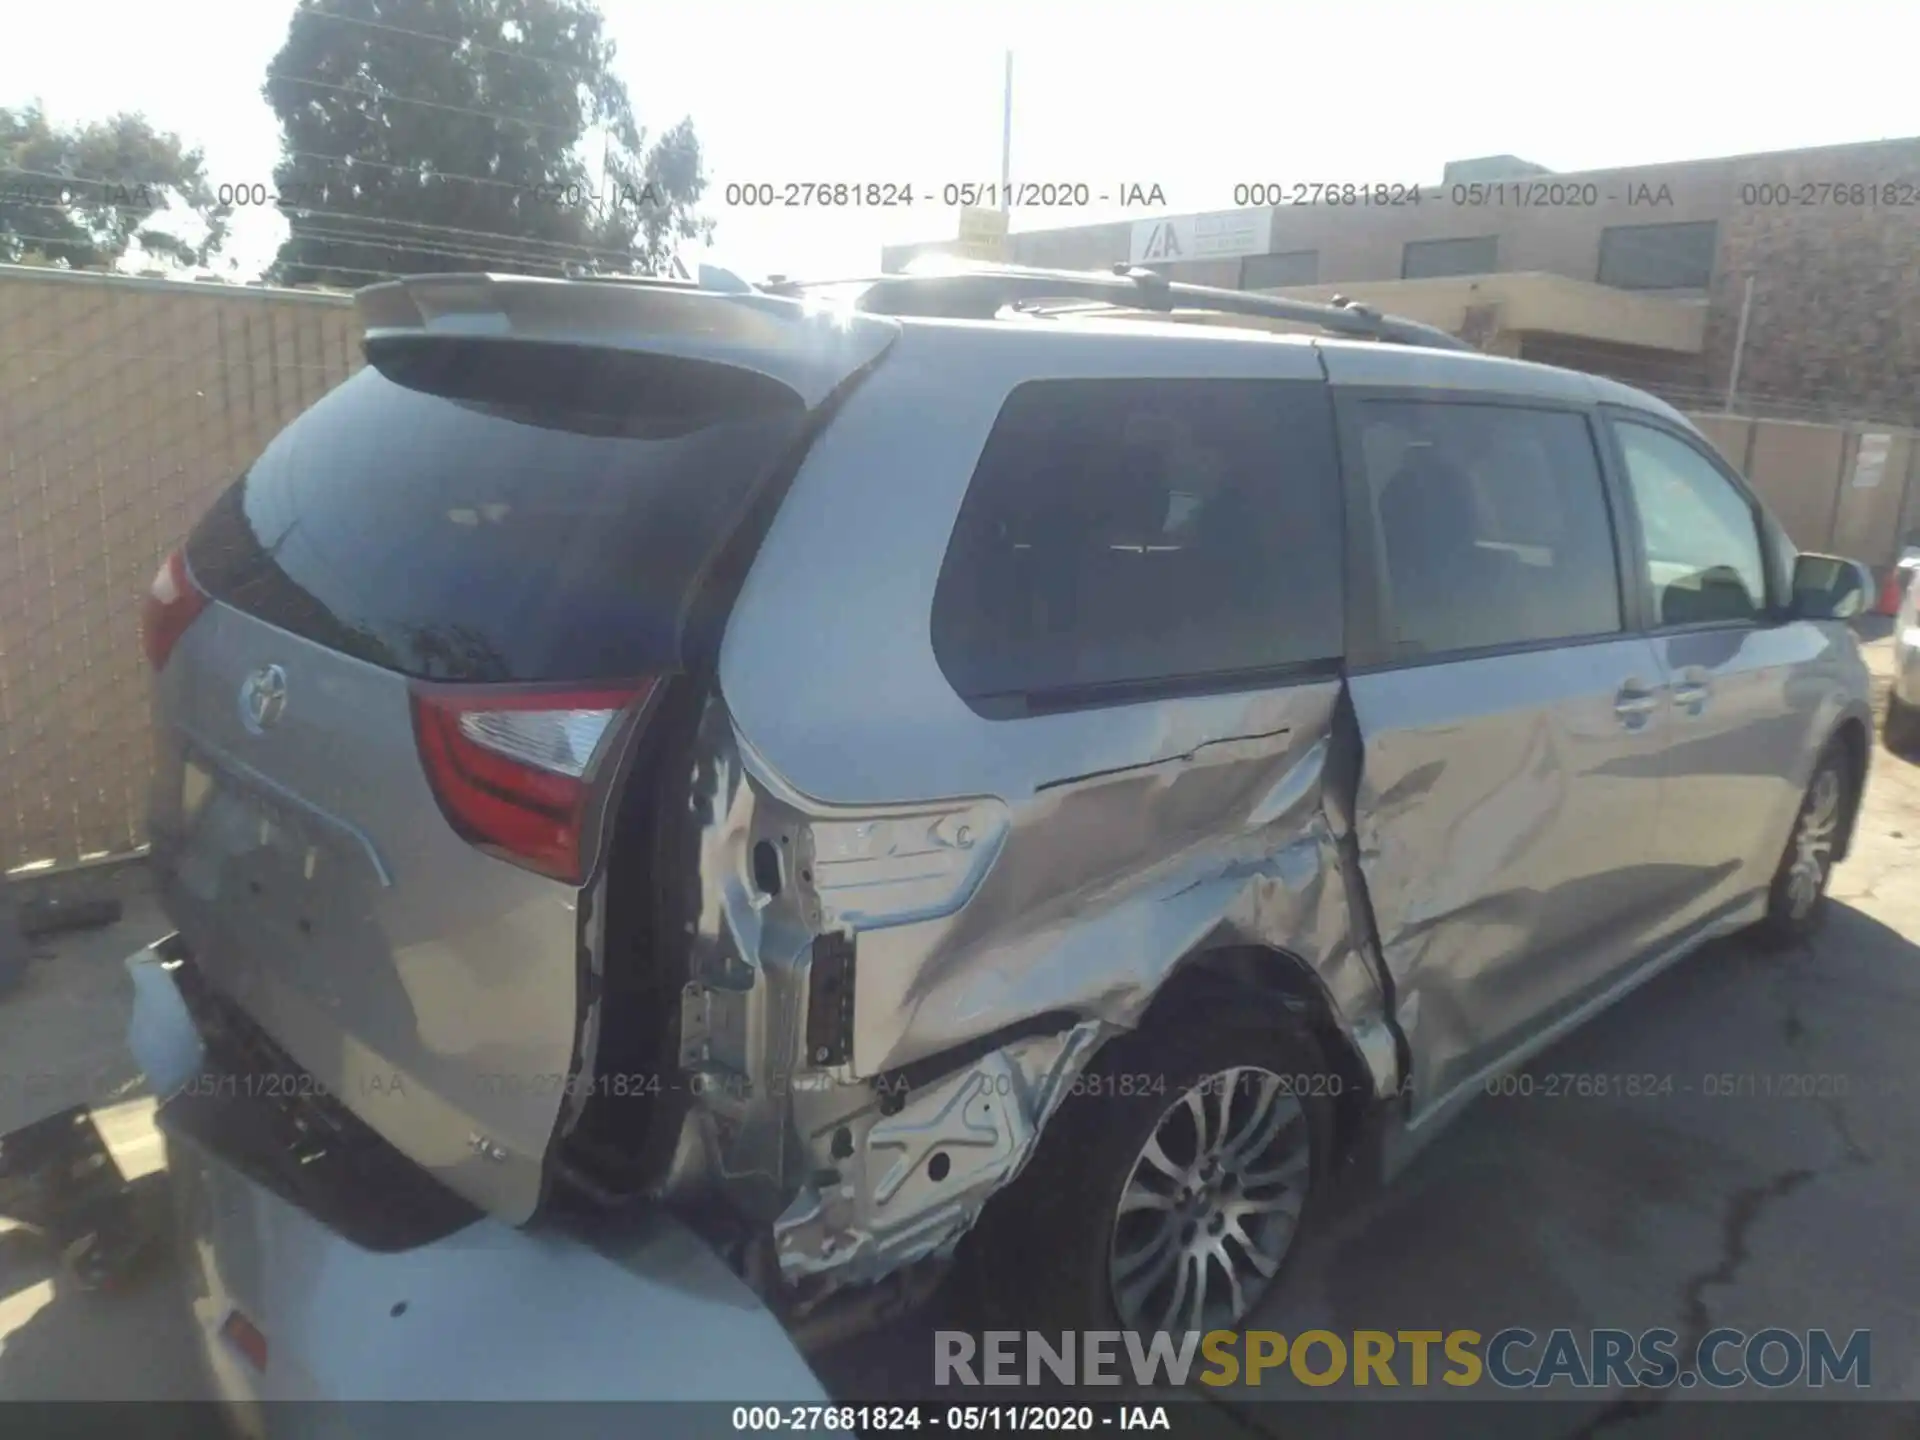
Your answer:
(1356, 401), (1622, 657)
(931, 379), (1343, 715)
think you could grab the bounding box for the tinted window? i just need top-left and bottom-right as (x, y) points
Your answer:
(1614, 419), (1767, 625)
(931, 379), (1343, 714)
(1597, 222), (1717, 291)
(188, 340), (808, 682)
(1241, 250), (1319, 288)
(1402, 236), (1497, 279)
(1358, 402), (1622, 656)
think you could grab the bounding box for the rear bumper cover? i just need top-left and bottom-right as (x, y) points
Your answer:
(126, 937), (831, 1413)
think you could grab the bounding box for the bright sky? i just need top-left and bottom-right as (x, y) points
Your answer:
(3, 0), (1917, 283)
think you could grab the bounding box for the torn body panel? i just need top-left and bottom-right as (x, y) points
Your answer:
(656, 681), (1400, 1298)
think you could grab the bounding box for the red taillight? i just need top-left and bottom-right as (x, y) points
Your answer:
(220, 1308), (269, 1373)
(410, 681), (656, 884)
(142, 547), (209, 671)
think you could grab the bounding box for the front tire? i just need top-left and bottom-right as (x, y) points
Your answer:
(977, 1011), (1332, 1334)
(1755, 744), (1849, 947)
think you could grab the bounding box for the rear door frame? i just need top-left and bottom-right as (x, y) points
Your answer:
(1328, 381), (1669, 1124)
(1332, 384), (1649, 667)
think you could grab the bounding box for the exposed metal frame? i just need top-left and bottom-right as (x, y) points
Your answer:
(763, 263), (1475, 352)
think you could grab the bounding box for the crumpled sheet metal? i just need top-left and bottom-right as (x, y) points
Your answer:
(677, 686), (1398, 1292)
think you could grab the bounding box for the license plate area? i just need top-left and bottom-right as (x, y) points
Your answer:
(176, 746), (388, 929)
(156, 948), (480, 1253)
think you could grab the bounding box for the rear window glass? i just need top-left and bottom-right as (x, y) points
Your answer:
(930, 378), (1344, 715)
(187, 340), (807, 682)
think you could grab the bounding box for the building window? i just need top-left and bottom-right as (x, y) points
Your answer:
(1401, 236), (1497, 279)
(1240, 250), (1318, 289)
(1597, 222), (1717, 291)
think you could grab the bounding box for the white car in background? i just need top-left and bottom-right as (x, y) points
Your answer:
(1887, 546), (1920, 753)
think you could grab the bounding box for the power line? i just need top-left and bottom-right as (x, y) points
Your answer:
(0, 225), (563, 285)
(1, 164), (193, 196)
(7, 183), (631, 267)
(8, 186), (667, 283)
(11, 153), (666, 242)
(0, 231), (282, 283)
(0, 194), (199, 219)
(263, 71), (579, 136)
(279, 148), (602, 199)
(273, 220), (646, 276)
(0, 229), (204, 260)
(294, 5), (600, 80)
(276, 148), (666, 210)
(256, 200), (643, 261)
(8, 128), (663, 250)
(282, 223), (576, 269)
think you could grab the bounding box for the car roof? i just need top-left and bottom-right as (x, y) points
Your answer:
(887, 306), (1690, 422)
(352, 269), (1692, 431)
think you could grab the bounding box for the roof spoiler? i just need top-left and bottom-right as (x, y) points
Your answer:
(352, 271), (899, 408)
(766, 262), (1474, 352)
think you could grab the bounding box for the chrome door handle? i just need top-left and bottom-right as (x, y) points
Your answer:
(1613, 681), (1659, 725)
(1672, 669), (1712, 713)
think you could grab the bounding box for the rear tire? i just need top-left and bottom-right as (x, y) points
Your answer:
(974, 1010), (1332, 1335)
(1886, 693), (1920, 758)
(1754, 743), (1850, 948)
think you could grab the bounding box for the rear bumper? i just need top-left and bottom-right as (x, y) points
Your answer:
(127, 937), (831, 1416)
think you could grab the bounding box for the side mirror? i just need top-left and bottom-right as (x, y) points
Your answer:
(1789, 552), (1874, 620)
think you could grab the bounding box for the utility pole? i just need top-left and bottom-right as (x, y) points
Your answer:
(1001, 50), (1014, 214)
(598, 129), (611, 225)
(1724, 273), (1755, 412)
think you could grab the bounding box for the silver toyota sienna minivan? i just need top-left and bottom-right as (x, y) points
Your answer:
(129, 263), (1876, 1392)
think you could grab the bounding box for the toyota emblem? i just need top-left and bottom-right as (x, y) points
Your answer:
(239, 664), (289, 733)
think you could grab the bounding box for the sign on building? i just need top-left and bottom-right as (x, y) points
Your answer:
(1129, 208), (1274, 266)
(1851, 432), (1892, 489)
(954, 205), (1010, 263)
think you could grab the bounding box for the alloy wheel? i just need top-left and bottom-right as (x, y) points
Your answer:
(1107, 1066), (1311, 1333)
(1784, 767), (1842, 920)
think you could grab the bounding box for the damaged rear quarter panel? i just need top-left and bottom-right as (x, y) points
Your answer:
(684, 323), (1400, 1293)
(841, 695), (1381, 1078)
(693, 683), (1392, 1291)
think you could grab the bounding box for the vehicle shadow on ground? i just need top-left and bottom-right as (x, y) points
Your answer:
(815, 898), (1920, 1422)
(0, 1170), (206, 1414)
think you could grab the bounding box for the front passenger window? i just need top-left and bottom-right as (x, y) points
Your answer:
(1614, 420), (1767, 626)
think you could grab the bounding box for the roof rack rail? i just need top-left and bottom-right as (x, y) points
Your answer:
(765, 262), (1473, 352)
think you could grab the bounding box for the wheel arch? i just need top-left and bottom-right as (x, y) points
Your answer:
(1130, 942), (1383, 1171)
(1828, 713), (1869, 862)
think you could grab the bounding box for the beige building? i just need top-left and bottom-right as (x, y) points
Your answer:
(882, 137), (1920, 430)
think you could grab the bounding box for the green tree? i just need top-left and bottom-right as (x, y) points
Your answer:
(0, 104), (232, 270)
(263, 0), (712, 287)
